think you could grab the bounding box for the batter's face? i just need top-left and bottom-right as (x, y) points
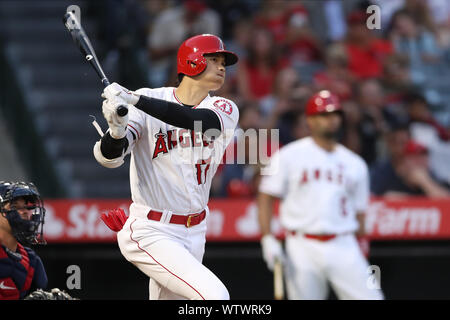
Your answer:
(307, 112), (342, 140)
(197, 53), (226, 90)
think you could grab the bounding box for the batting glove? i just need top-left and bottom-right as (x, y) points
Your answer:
(260, 234), (284, 271)
(102, 82), (140, 106)
(102, 99), (129, 139)
(101, 208), (128, 232)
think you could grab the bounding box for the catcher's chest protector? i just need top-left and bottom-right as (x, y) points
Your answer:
(0, 243), (47, 299)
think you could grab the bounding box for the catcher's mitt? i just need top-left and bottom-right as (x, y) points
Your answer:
(24, 288), (78, 300)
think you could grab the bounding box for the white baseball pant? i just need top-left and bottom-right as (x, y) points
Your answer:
(117, 212), (229, 300)
(284, 233), (384, 300)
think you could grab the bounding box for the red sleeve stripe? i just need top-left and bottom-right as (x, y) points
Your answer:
(128, 124), (140, 139)
(173, 88), (182, 104)
(21, 266), (35, 293)
(16, 244), (35, 293)
(17, 244), (29, 270)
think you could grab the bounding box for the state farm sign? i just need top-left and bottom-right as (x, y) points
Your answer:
(366, 199), (449, 240)
(42, 198), (450, 243)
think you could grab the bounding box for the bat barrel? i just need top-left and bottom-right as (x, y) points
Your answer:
(63, 11), (127, 117)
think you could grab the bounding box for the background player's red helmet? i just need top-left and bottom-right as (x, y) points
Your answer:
(177, 34), (238, 77)
(305, 90), (342, 116)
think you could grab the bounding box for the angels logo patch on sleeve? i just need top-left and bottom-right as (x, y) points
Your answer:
(213, 99), (233, 115)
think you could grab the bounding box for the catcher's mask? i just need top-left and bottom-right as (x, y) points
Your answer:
(0, 181), (46, 245)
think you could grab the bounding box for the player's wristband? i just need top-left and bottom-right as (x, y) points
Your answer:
(100, 131), (129, 159)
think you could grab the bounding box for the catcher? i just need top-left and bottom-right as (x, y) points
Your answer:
(0, 181), (47, 299)
(0, 181), (76, 300)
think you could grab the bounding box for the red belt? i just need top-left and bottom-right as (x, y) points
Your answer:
(288, 230), (337, 241)
(147, 209), (206, 228)
(304, 234), (336, 241)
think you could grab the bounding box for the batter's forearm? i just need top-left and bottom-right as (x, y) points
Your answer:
(135, 96), (221, 133)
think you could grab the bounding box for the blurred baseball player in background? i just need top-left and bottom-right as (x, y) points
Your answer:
(0, 181), (47, 299)
(257, 90), (384, 300)
(96, 34), (239, 300)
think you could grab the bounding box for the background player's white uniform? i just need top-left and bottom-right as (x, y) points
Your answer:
(115, 87), (239, 300)
(259, 136), (384, 300)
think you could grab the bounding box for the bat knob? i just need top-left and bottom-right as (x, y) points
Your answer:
(117, 105), (128, 117)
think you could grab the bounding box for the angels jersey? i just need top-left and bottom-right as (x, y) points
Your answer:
(259, 137), (369, 234)
(123, 87), (239, 218)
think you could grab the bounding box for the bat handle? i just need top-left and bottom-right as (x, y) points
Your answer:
(102, 78), (110, 87)
(102, 78), (128, 117)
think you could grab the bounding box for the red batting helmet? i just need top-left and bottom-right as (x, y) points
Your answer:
(177, 34), (238, 77)
(305, 90), (342, 116)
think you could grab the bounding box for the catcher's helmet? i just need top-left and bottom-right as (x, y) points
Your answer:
(177, 34), (238, 77)
(0, 181), (46, 245)
(305, 90), (342, 116)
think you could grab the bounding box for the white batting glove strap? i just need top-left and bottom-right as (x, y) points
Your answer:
(102, 100), (129, 139)
(102, 82), (140, 105)
(260, 234), (284, 271)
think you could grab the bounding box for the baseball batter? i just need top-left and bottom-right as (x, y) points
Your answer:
(94, 34), (239, 300)
(257, 90), (384, 300)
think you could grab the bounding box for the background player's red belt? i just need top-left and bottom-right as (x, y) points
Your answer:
(147, 210), (206, 228)
(288, 230), (337, 241)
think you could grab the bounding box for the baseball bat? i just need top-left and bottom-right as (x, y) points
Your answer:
(62, 11), (128, 117)
(274, 258), (284, 300)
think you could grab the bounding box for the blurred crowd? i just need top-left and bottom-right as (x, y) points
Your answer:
(93, 0), (450, 199)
